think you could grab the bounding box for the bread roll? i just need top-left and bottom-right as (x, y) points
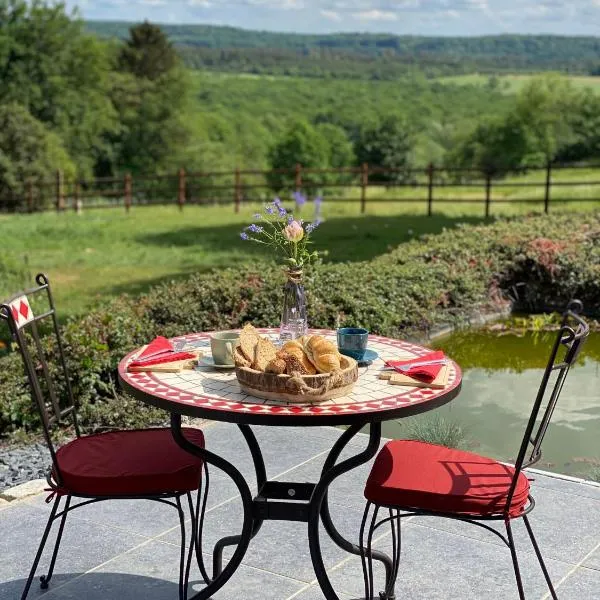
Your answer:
(281, 340), (317, 375)
(304, 335), (341, 373)
(265, 357), (286, 374)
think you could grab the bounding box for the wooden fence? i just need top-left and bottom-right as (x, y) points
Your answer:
(4, 162), (600, 216)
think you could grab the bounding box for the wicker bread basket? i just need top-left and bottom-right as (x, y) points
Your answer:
(235, 355), (358, 403)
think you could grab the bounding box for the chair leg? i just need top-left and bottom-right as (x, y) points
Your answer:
(40, 495), (72, 589)
(384, 509), (401, 600)
(360, 502), (382, 600)
(176, 496), (187, 600)
(21, 495), (62, 600)
(506, 519), (526, 600)
(193, 462), (211, 584)
(523, 515), (558, 600)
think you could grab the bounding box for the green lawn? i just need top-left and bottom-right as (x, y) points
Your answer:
(436, 73), (600, 94)
(2, 174), (599, 317)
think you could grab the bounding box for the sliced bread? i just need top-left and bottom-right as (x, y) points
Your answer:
(252, 337), (278, 371)
(239, 323), (260, 362)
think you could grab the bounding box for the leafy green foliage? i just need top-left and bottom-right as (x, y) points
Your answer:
(0, 103), (75, 210)
(268, 121), (331, 191)
(356, 116), (416, 183)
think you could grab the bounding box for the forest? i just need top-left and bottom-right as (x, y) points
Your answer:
(88, 21), (600, 76)
(1, 3), (600, 211)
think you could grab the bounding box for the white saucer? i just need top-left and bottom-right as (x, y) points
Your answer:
(197, 357), (236, 370)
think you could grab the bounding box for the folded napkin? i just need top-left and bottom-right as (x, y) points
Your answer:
(129, 336), (196, 369)
(385, 351), (446, 383)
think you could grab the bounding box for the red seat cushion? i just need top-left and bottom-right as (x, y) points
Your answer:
(364, 440), (530, 518)
(54, 428), (205, 497)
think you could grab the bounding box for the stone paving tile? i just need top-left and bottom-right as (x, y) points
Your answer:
(0, 502), (148, 599)
(413, 484), (600, 565)
(326, 523), (573, 600)
(556, 567), (600, 599)
(43, 540), (304, 600)
(528, 470), (600, 502)
(286, 584), (353, 599)
(582, 544), (600, 571)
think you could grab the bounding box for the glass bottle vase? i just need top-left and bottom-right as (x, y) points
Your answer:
(279, 268), (308, 343)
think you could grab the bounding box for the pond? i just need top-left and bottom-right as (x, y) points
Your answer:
(382, 327), (600, 482)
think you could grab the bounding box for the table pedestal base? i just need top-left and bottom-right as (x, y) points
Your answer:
(171, 415), (394, 600)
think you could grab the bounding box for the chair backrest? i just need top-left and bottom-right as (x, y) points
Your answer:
(0, 274), (80, 486)
(505, 299), (590, 514)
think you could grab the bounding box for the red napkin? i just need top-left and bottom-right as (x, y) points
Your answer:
(385, 351), (446, 383)
(129, 336), (196, 369)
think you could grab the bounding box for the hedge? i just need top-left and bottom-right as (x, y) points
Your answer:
(1, 211), (599, 438)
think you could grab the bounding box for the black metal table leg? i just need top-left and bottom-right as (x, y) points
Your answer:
(170, 414), (255, 600)
(211, 424), (267, 578)
(308, 422), (395, 600)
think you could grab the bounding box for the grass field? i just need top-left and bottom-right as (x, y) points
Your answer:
(2, 169), (599, 317)
(436, 73), (600, 93)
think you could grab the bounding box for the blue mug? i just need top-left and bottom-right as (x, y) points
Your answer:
(337, 327), (369, 361)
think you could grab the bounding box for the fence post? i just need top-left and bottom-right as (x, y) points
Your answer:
(55, 169), (64, 212)
(234, 167), (241, 213)
(484, 171), (492, 218)
(27, 179), (34, 213)
(544, 161), (552, 214)
(294, 163), (302, 193)
(124, 173), (132, 212)
(178, 168), (186, 211)
(427, 162), (434, 217)
(360, 162), (369, 214)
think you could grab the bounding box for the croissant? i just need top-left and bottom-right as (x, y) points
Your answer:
(281, 340), (317, 375)
(303, 335), (341, 373)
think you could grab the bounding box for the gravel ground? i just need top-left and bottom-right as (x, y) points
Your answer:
(0, 442), (49, 492)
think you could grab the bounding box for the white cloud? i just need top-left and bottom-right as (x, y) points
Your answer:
(352, 8), (398, 20)
(320, 8), (343, 19)
(188, 0), (212, 7)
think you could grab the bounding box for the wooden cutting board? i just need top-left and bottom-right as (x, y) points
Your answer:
(127, 349), (203, 373)
(379, 365), (449, 389)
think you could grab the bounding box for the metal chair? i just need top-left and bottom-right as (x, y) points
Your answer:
(0, 274), (211, 600)
(359, 300), (590, 600)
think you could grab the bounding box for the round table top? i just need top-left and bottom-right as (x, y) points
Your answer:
(118, 329), (462, 426)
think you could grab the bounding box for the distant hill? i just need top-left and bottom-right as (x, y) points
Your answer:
(87, 21), (600, 77)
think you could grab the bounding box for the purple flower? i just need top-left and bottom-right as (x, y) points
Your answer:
(278, 206), (287, 218)
(240, 232), (249, 240)
(306, 219), (321, 234)
(287, 214), (295, 224)
(247, 224), (263, 233)
(265, 205), (274, 214)
(314, 195), (323, 206)
(253, 213), (262, 219)
(273, 197), (282, 206)
(293, 191), (306, 207)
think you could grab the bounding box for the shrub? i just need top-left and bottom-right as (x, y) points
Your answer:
(402, 415), (471, 449)
(1, 211), (599, 439)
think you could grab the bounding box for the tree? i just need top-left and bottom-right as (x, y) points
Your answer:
(0, 0), (117, 178)
(355, 116), (415, 183)
(108, 22), (191, 175)
(316, 123), (355, 184)
(118, 21), (178, 81)
(267, 121), (330, 191)
(446, 114), (538, 178)
(0, 103), (75, 211)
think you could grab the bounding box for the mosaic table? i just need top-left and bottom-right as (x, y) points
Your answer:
(118, 329), (462, 600)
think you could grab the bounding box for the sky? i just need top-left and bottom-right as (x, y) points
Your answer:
(70, 0), (600, 36)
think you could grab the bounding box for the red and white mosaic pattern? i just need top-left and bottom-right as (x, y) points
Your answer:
(7, 295), (34, 330)
(118, 329), (461, 421)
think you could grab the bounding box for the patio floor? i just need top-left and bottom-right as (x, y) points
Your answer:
(1, 422), (599, 600)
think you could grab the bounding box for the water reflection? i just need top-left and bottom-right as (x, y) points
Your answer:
(383, 331), (600, 479)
